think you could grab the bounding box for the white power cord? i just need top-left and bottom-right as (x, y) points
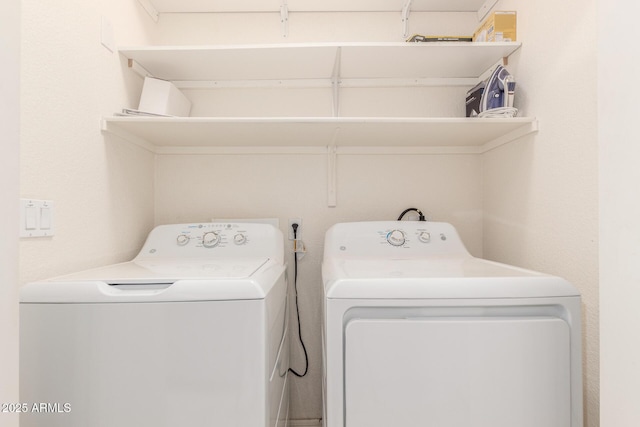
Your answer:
(478, 107), (518, 118)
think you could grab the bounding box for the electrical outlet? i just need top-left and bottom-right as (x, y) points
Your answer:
(288, 218), (302, 240)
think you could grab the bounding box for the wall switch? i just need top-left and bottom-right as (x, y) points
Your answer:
(25, 207), (37, 230)
(40, 207), (52, 229)
(20, 199), (54, 237)
(288, 218), (302, 240)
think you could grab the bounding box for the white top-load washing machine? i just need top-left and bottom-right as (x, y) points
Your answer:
(322, 221), (582, 427)
(20, 222), (289, 427)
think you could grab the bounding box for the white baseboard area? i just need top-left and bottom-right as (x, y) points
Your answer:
(289, 419), (322, 427)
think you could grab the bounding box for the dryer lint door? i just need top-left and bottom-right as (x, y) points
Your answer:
(344, 316), (571, 427)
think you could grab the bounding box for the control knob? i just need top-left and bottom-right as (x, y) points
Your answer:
(176, 234), (190, 246)
(386, 229), (406, 246)
(202, 231), (221, 248)
(418, 232), (431, 243)
(233, 233), (247, 245)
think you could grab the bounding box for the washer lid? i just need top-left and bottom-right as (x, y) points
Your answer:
(53, 258), (270, 283)
(323, 257), (580, 299)
(20, 258), (285, 303)
(334, 257), (530, 279)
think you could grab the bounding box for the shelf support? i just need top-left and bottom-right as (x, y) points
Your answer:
(327, 128), (340, 207)
(136, 0), (159, 23)
(327, 145), (337, 207)
(477, 0), (499, 21)
(280, 1), (289, 38)
(331, 47), (342, 117)
(402, 0), (412, 38)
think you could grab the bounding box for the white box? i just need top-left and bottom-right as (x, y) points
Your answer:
(138, 77), (192, 117)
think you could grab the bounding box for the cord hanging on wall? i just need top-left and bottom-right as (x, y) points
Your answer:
(397, 207), (426, 221)
(289, 222), (308, 378)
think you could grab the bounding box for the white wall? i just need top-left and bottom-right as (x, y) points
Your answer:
(0, 1), (21, 426)
(599, 1), (640, 425)
(20, 0), (158, 283)
(482, 0), (599, 426)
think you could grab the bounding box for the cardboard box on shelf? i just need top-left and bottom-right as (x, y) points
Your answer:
(473, 11), (517, 42)
(138, 77), (192, 117)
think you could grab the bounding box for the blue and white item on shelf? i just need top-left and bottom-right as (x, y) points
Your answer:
(478, 65), (518, 118)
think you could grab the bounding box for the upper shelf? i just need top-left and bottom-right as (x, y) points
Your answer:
(141, 0), (493, 14)
(110, 42), (531, 154)
(121, 42), (522, 84)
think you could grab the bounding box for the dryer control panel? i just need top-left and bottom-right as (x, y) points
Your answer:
(135, 222), (284, 263)
(325, 221), (470, 259)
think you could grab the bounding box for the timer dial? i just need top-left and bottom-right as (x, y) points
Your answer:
(202, 231), (221, 248)
(386, 229), (406, 246)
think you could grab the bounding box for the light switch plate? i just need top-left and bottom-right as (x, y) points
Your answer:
(20, 199), (54, 238)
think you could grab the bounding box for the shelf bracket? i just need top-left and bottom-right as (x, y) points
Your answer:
(280, 1), (289, 38)
(136, 0), (159, 23)
(331, 47), (342, 117)
(477, 0), (499, 21)
(327, 144), (337, 207)
(401, 0), (412, 38)
(327, 128), (340, 207)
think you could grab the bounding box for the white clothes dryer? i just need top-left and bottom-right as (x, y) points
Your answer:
(20, 222), (289, 427)
(322, 221), (582, 427)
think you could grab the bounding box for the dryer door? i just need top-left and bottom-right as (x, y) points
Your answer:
(344, 316), (571, 427)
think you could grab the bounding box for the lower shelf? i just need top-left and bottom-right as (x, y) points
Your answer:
(101, 116), (538, 154)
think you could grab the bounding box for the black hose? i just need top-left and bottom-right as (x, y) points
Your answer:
(397, 208), (426, 221)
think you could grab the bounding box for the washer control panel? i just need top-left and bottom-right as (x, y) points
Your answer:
(383, 229), (435, 246)
(173, 223), (252, 249)
(136, 222), (284, 262)
(381, 228), (447, 246)
(380, 227), (440, 248)
(326, 221), (469, 258)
